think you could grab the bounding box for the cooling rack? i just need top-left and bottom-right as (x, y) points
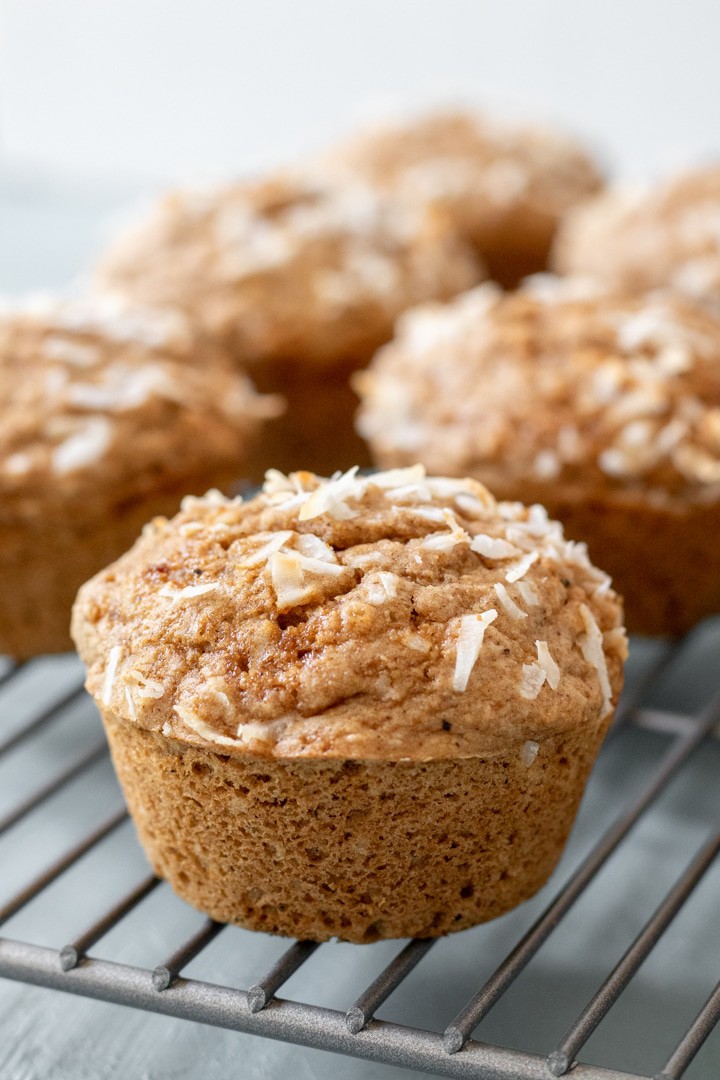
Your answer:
(0, 627), (719, 1080)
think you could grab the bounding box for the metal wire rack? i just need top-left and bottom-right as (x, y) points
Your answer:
(0, 628), (719, 1080)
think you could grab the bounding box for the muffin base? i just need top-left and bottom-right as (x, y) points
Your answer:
(243, 356), (371, 481)
(104, 713), (609, 943)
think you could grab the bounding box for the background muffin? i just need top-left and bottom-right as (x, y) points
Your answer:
(73, 465), (625, 942)
(357, 279), (720, 636)
(312, 109), (603, 287)
(96, 176), (484, 476)
(0, 294), (279, 657)
(553, 166), (720, 311)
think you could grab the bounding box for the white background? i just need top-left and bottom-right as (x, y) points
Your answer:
(2, 0), (720, 188)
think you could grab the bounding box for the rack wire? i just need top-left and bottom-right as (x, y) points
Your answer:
(0, 629), (719, 1080)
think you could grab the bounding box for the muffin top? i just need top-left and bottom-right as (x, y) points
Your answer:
(96, 175), (483, 367)
(0, 294), (280, 519)
(314, 110), (603, 246)
(72, 465), (625, 762)
(553, 166), (720, 309)
(357, 279), (720, 503)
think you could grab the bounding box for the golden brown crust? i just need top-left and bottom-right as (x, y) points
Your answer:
(72, 466), (625, 760)
(313, 110), (603, 286)
(96, 176), (484, 368)
(105, 713), (610, 942)
(357, 279), (720, 502)
(553, 167), (720, 309)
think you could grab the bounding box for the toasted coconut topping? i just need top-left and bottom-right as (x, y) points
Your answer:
(453, 610), (498, 692)
(269, 551), (316, 610)
(357, 283), (720, 496)
(520, 739), (540, 765)
(536, 640), (561, 690)
(159, 581), (219, 602)
(519, 663), (546, 700)
(493, 582), (528, 620)
(505, 551), (539, 583)
(578, 604), (613, 717)
(238, 531), (294, 568)
(516, 580), (540, 606)
(470, 533), (522, 559)
(102, 645), (123, 707)
(123, 686), (138, 721)
(175, 704), (247, 747)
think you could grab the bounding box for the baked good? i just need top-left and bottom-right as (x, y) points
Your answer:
(95, 177), (484, 476)
(0, 294), (279, 658)
(357, 278), (720, 636)
(312, 109), (603, 287)
(553, 166), (720, 310)
(72, 465), (625, 942)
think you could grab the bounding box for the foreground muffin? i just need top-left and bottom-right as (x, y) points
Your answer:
(314, 109), (603, 287)
(0, 295), (279, 657)
(72, 465), (625, 942)
(357, 279), (720, 636)
(553, 166), (720, 310)
(96, 176), (483, 475)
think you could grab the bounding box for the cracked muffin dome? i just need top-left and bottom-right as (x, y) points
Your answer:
(553, 166), (720, 311)
(72, 465), (625, 942)
(357, 278), (720, 635)
(95, 176), (484, 476)
(312, 109), (603, 287)
(0, 294), (279, 657)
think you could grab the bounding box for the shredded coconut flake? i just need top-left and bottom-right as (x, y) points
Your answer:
(297, 555), (348, 577)
(124, 686), (137, 721)
(505, 551), (539, 583)
(403, 631), (430, 652)
(269, 551), (316, 610)
(102, 645), (123, 706)
(517, 581), (540, 606)
(536, 640), (561, 690)
(470, 534), (522, 560)
(238, 531), (294, 568)
(519, 663), (546, 700)
(298, 466), (360, 521)
(365, 571), (400, 605)
(453, 610), (498, 692)
(578, 604), (613, 717)
(52, 417), (111, 474)
(493, 582), (528, 619)
(159, 581), (219, 602)
(174, 705), (245, 747)
(520, 740), (540, 766)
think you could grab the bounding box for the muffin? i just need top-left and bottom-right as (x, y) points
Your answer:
(357, 278), (720, 637)
(312, 109), (603, 287)
(72, 465), (625, 943)
(96, 176), (484, 476)
(553, 166), (720, 311)
(0, 294), (279, 658)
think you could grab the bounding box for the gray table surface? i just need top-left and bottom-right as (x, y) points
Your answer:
(1, 176), (719, 1080)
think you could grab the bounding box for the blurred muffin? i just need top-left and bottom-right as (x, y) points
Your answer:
(357, 278), (720, 636)
(313, 109), (603, 287)
(554, 166), (720, 310)
(72, 465), (625, 942)
(96, 176), (484, 476)
(0, 294), (279, 657)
